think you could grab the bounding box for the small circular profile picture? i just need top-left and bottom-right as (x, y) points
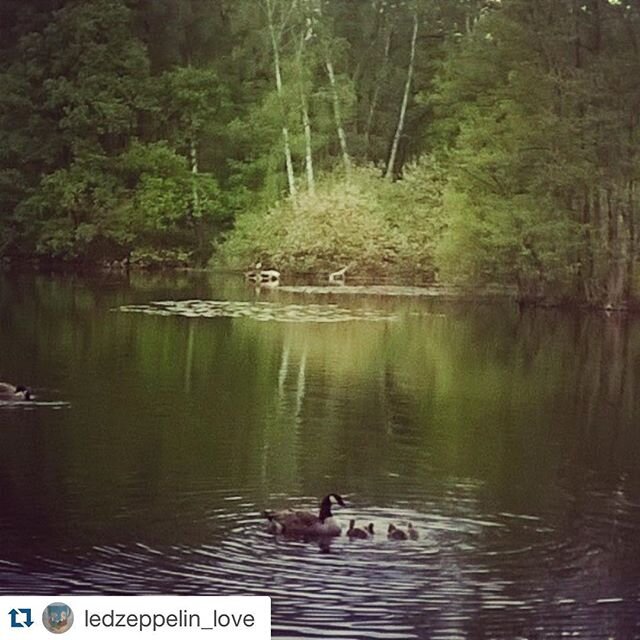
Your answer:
(42, 602), (74, 634)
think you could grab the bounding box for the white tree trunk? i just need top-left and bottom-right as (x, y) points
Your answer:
(266, 0), (297, 198)
(190, 137), (200, 215)
(314, 0), (349, 176)
(385, 11), (418, 181)
(297, 19), (315, 193)
(326, 58), (351, 176)
(189, 135), (206, 258)
(301, 98), (315, 193)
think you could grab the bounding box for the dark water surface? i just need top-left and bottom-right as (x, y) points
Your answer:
(1, 271), (639, 639)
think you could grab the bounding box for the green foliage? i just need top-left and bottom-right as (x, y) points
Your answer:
(127, 170), (223, 232)
(218, 165), (444, 276)
(436, 189), (578, 292)
(1, 0), (639, 307)
(41, 0), (150, 146)
(119, 141), (186, 178)
(0, 0), (234, 264)
(25, 159), (127, 259)
(158, 66), (229, 144)
(386, 157), (448, 276)
(120, 141), (227, 264)
(1, 0), (454, 267)
(430, 0), (640, 304)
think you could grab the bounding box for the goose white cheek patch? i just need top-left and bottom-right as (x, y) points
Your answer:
(0, 596), (270, 639)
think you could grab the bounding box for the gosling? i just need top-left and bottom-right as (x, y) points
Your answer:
(347, 520), (374, 540)
(387, 524), (409, 540)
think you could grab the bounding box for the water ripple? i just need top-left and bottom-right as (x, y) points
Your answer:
(3, 488), (639, 639)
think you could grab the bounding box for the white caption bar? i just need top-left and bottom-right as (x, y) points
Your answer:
(0, 596), (270, 639)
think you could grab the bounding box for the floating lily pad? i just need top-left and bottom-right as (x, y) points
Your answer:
(117, 300), (397, 323)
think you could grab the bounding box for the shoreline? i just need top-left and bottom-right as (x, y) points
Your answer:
(1, 260), (636, 312)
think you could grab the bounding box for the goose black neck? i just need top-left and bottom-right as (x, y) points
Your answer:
(319, 496), (333, 523)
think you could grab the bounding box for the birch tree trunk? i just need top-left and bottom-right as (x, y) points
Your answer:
(385, 10), (418, 181)
(190, 137), (199, 215)
(325, 57), (351, 176)
(314, 0), (350, 176)
(301, 90), (315, 193)
(189, 135), (206, 259)
(297, 26), (315, 193)
(266, 0), (297, 198)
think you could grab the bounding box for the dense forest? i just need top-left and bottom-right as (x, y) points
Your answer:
(1, 0), (640, 308)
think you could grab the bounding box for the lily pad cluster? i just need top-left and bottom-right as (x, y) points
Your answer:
(117, 300), (396, 323)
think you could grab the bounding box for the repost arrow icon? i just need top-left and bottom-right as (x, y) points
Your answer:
(9, 607), (33, 628)
(20, 608), (34, 627)
(9, 608), (23, 627)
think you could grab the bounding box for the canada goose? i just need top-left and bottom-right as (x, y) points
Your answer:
(245, 262), (262, 283)
(259, 269), (280, 284)
(347, 520), (374, 539)
(387, 524), (408, 540)
(0, 383), (32, 401)
(264, 493), (346, 537)
(408, 523), (419, 540)
(245, 262), (280, 286)
(328, 265), (350, 284)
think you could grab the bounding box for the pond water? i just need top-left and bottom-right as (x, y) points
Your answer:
(1, 271), (639, 639)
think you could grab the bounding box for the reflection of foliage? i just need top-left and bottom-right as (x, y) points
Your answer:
(3, 272), (640, 633)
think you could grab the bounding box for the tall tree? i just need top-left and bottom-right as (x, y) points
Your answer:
(296, 2), (316, 194)
(314, 0), (352, 176)
(385, 7), (419, 180)
(434, 0), (640, 306)
(264, 0), (298, 198)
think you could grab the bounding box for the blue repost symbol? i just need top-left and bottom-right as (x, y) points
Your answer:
(9, 608), (34, 628)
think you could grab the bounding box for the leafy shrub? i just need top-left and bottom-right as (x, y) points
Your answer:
(217, 164), (445, 277)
